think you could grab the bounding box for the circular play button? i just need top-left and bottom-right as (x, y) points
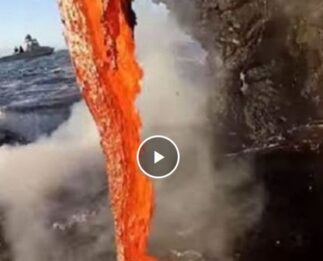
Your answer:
(137, 135), (180, 179)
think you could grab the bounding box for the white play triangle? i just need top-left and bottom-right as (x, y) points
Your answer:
(154, 151), (165, 164)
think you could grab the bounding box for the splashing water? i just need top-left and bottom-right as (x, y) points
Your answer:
(58, 1), (156, 260)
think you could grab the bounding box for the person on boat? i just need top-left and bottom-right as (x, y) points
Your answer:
(25, 34), (40, 52)
(14, 47), (19, 54)
(19, 46), (24, 53)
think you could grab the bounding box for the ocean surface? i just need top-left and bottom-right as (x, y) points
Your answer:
(0, 50), (81, 144)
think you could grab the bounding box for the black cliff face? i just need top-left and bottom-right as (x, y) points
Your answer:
(156, 0), (323, 151)
(154, 1), (323, 260)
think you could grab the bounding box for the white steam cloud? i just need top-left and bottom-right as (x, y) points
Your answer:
(135, 1), (264, 260)
(0, 103), (114, 261)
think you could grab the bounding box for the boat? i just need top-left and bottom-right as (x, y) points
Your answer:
(0, 34), (54, 63)
(0, 46), (54, 63)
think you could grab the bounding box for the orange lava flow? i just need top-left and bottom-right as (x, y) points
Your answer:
(58, 1), (156, 260)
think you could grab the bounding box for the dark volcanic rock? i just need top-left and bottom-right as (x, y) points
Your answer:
(156, 0), (323, 152)
(154, 0), (323, 260)
(235, 149), (323, 261)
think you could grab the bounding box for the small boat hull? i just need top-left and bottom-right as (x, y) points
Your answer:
(0, 47), (54, 63)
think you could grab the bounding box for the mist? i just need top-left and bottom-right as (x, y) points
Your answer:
(135, 1), (264, 260)
(0, 103), (115, 261)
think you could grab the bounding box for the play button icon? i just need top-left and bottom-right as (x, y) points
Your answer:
(154, 151), (165, 164)
(137, 135), (180, 179)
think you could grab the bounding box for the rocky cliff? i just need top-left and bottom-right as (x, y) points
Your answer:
(154, 1), (323, 260)
(156, 0), (323, 152)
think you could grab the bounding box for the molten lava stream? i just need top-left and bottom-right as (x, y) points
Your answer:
(59, 0), (156, 260)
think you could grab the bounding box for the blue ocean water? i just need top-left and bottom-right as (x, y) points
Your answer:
(0, 50), (81, 144)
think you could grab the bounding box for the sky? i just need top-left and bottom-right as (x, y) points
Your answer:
(0, 0), (66, 54)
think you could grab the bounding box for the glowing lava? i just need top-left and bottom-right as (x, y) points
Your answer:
(58, 1), (155, 260)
